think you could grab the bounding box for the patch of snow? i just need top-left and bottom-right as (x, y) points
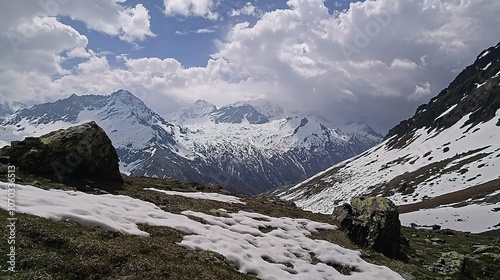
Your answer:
(181, 210), (402, 279)
(400, 202), (500, 233)
(481, 62), (492, 70)
(475, 82), (486, 88)
(435, 104), (458, 120)
(479, 50), (490, 59)
(146, 188), (246, 204)
(0, 183), (402, 279)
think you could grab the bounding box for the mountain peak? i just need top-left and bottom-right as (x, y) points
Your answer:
(194, 99), (214, 106)
(166, 99), (217, 124)
(342, 121), (383, 138)
(246, 99), (287, 119)
(111, 89), (134, 97)
(109, 90), (149, 110)
(386, 41), (500, 142)
(211, 103), (269, 124)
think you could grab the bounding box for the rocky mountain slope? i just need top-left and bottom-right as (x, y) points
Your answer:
(0, 91), (381, 194)
(274, 42), (500, 233)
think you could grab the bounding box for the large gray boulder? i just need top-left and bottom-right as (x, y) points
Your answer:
(0, 121), (123, 187)
(332, 196), (406, 259)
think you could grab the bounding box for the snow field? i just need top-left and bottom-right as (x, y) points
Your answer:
(0, 182), (402, 279)
(400, 202), (500, 233)
(145, 187), (246, 204)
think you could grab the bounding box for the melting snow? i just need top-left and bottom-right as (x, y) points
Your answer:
(400, 202), (500, 233)
(479, 50), (490, 59)
(481, 62), (492, 70)
(434, 104), (457, 120)
(0, 183), (402, 279)
(146, 188), (246, 204)
(475, 82), (486, 88)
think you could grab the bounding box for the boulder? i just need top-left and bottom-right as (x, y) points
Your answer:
(332, 196), (406, 259)
(0, 122), (123, 188)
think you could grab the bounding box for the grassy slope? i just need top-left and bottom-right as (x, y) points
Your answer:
(0, 174), (498, 279)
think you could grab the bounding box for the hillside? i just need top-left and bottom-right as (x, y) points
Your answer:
(1, 171), (499, 279)
(274, 42), (500, 233)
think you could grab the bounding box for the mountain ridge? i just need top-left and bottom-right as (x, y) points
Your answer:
(0, 91), (381, 194)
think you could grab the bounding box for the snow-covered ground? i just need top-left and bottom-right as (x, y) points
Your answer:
(400, 202), (500, 233)
(0, 182), (403, 279)
(145, 188), (246, 204)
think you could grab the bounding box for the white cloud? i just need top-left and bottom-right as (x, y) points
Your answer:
(411, 82), (432, 100)
(206, 0), (500, 130)
(117, 4), (155, 42)
(1, 0), (500, 132)
(229, 2), (259, 17)
(175, 27), (217, 35)
(124, 57), (182, 75)
(163, 0), (218, 20)
(1, 1), (154, 45)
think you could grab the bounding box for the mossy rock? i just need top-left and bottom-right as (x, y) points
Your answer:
(345, 196), (406, 259)
(0, 122), (123, 190)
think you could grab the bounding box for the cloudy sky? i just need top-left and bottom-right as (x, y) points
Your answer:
(0, 0), (499, 133)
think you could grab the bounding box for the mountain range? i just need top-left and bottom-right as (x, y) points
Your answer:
(0, 91), (381, 194)
(274, 42), (500, 233)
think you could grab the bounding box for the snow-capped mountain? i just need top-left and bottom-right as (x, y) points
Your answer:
(165, 100), (382, 193)
(246, 99), (288, 119)
(0, 90), (181, 173)
(0, 91), (381, 194)
(275, 42), (500, 233)
(210, 102), (269, 124)
(168, 99), (217, 124)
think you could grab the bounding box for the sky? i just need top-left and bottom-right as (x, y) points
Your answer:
(0, 0), (499, 133)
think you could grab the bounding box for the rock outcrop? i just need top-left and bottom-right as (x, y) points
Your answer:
(332, 196), (407, 259)
(0, 122), (123, 188)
